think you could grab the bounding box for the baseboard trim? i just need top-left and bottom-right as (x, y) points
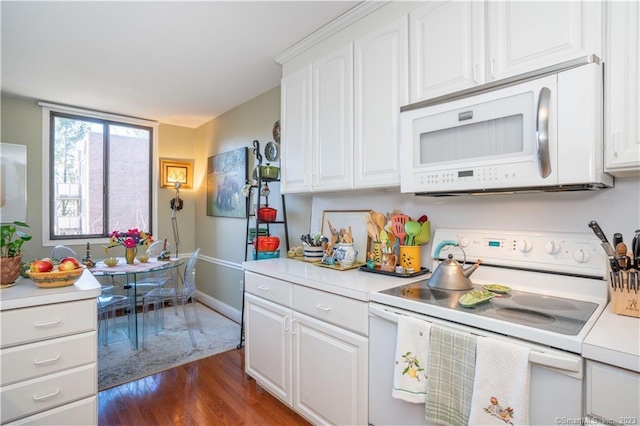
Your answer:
(197, 290), (242, 325)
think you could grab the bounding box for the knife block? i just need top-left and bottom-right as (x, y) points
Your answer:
(609, 269), (640, 318)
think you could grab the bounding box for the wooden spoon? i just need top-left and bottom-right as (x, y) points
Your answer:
(371, 211), (386, 235)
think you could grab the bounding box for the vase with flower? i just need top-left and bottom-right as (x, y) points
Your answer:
(104, 229), (153, 264)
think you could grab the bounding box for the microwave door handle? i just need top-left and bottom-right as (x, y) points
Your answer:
(536, 87), (552, 178)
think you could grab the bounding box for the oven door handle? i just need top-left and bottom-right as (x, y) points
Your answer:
(369, 305), (582, 373)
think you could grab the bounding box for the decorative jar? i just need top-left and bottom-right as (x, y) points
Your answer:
(335, 242), (358, 268)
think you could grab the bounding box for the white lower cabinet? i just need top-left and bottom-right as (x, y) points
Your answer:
(244, 271), (368, 425)
(292, 312), (367, 425)
(1, 297), (98, 425)
(244, 293), (292, 405)
(585, 360), (640, 424)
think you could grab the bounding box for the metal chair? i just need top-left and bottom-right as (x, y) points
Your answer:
(141, 249), (203, 349)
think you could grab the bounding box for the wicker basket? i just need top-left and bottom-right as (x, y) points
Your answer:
(27, 266), (85, 288)
(1, 255), (23, 287)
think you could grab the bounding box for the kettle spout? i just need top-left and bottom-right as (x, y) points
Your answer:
(463, 259), (482, 278)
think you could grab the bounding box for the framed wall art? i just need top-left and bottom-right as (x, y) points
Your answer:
(0, 143), (27, 222)
(160, 158), (193, 189)
(206, 147), (248, 218)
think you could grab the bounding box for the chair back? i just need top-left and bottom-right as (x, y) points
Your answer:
(181, 248), (200, 297)
(146, 240), (172, 257)
(51, 245), (79, 261)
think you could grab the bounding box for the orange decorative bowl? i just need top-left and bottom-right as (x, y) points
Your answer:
(27, 265), (86, 288)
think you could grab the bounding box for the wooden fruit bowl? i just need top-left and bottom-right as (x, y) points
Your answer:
(27, 265), (86, 288)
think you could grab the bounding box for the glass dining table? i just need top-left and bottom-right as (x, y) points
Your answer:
(90, 257), (184, 349)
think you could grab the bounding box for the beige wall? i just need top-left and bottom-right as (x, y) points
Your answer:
(193, 86), (311, 314)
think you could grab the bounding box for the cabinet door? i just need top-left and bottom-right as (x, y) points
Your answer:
(354, 16), (408, 188)
(244, 293), (292, 405)
(292, 312), (368, 426)
(605, 0), (640, 175)
(312, 44), (353, 191)
(409, 1), (485, 102)
(281, 65), (312, 193)
(487, 1), (603, 80)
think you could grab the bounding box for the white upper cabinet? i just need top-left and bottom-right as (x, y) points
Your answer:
(409, 1), (485, 102)
(410, 1), (603, 103)
(354, 16), (408, 188)
(312, 44), (354, 192)
(605, 0), (640, 176)
(281, 65), (312, 193)
(487, 1), (603, 80)
(281, 45), (353, 193)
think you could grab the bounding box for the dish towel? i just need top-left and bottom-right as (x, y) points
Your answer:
(425, 325), (477, 426)
(468, 337), (531, 426)
(392, 315), (432, 403)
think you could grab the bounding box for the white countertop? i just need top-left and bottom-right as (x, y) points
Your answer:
(0, 269), (102, 311)
(242, 258), (428, 301)
(583, 302), (640, 372)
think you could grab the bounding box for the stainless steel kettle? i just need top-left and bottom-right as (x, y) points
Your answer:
(427, 241), (481, 290)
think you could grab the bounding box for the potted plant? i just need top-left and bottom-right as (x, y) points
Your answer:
(1, 221), (31, 286)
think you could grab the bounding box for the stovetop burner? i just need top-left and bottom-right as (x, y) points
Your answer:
(378, 281), (598, 336)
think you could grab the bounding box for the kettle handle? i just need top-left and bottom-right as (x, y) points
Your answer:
(434, 240), (458, 259)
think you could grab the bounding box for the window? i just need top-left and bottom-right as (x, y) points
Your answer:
(41, 103), (157, 244)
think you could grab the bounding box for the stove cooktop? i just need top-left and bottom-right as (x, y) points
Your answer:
(378, 281), (598, 336)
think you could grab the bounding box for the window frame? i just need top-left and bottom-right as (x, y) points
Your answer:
(40, 102), (159, 247)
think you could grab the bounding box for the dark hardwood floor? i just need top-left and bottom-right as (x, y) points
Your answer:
(98, 348), (310, 425)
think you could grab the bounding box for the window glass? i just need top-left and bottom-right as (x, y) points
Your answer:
(50, 113), (152, 239)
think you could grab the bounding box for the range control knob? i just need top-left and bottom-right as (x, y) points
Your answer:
(458, 237), (470, 248)
(517, 239), (532, 253)
(545, 241), (561, 254)
(573, 249), (591, 263)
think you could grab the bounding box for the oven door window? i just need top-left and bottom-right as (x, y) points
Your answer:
(414, 91), (535, 167)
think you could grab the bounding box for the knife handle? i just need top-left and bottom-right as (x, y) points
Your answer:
(613, 233), (623, 247)
(588, 221), (609, 243)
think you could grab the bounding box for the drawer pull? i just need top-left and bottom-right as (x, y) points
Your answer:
(33, 388), (60, 401)
(34, 319), (61, 328)
(315, 304), (331, 312)
(258, 285), (270, 291)
(34, 354), (61, 365)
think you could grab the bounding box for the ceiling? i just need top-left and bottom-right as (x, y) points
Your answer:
(1, 1), (360, 128)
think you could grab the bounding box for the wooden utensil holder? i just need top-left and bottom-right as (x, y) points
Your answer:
(609, 269), (640, 318)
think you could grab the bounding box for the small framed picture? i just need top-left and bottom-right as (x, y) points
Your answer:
(160, 158), (193, 189)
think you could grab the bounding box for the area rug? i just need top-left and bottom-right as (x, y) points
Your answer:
(98, 302), (240, 391)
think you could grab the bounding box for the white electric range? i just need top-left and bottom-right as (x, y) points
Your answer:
(368, 227), (608, 425)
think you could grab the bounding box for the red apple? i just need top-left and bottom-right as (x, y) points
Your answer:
(31, 259), (54, 272)
(58, 260), (77, 271)
(60, 257), (80, 268)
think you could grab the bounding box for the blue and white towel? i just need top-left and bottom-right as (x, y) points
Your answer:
(425, 325), (477, 426)
(392, 316), (432, 403)
(469, 337), (531, 426)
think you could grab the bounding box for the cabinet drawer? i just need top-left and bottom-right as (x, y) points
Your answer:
(245, 272), (293, 307)
(293, 286), (368, 336)
(7, 396), (97, 426)
(1, 363), (97, 423)
(1, 300), (97, 348)
(1, 332), (97, 386)
(586, 360), (640, 422)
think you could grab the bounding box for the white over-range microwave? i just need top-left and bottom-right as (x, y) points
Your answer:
(400, 55), (613, 195)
